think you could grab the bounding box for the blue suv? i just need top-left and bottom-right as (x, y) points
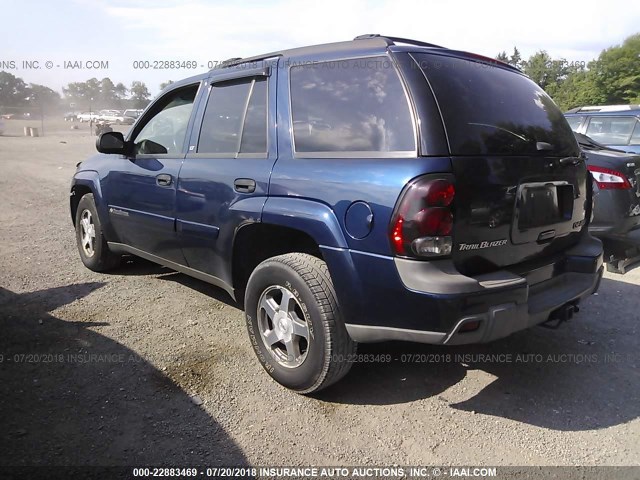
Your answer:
(71, 35), (604, 393)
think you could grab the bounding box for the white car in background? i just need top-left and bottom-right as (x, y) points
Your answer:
(98, 111), (135, 125)
(77, 112), (100, 122)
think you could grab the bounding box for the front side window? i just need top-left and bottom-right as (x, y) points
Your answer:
(586, 116), (637, 145)
(133, 85), (198, 155)
(290, 57), (416, 154)
(197, 77), (268, 155)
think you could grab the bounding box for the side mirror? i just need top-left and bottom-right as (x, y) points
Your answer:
(96, 131), (126, 154)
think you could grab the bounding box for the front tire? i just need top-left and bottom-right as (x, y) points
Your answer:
(75, 193), (120, 272)
(245, 253), (356, 394)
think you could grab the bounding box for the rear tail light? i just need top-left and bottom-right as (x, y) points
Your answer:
(390, 177), (455, 258)
(588, 165), (632, 190)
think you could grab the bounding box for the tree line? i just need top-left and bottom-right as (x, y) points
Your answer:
(0, 74), (175, 114)
(496, 33), (640, 110)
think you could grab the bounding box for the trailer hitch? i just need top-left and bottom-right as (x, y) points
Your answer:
(540, 303), (580, 329)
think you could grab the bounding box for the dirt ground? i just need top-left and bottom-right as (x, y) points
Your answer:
(1, 118), (639, 468)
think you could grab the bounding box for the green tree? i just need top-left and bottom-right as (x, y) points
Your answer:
(522, 50), (568, 92)
(0, 71), (29, 108)
(63, 78), (102, 109)
(509, 47), (522, 69)
(495, 47), (523, 68)
(114, 82), (128, 103)
(590, 33), (640, 104)
(98, 77), (118, 106)
(26, 83), (61, 111)
(549, 67), (604, 111)
(130, 81), (151, 108)
(496, 51), (509, 63)
(159, 80), (174, 91)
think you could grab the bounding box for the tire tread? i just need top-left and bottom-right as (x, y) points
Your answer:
(251, 252), (356, 393)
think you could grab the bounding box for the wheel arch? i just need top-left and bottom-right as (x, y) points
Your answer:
(232, 222), (323, 303)
(232, 198), (363, 320)
(70, 171), (111, 238)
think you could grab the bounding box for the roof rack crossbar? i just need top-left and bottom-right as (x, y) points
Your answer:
(575, 104), (640, 112)
(354, 34), (445, 49)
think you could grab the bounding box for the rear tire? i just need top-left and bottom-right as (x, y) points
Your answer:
(75, 193), (120, 272)
(245, 253), (355, 394)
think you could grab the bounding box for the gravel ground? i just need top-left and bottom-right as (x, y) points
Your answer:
(1, 120), (639, 468)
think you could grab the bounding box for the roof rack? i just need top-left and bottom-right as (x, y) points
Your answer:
(570, 105), (640, 113)
(212, 53), (282, 70)
(211, 34), (446, 71)
(219, 57), (243, 67)
(353, 34), (445, 49)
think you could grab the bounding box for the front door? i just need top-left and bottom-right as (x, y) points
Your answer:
(106, 83), (201, 264)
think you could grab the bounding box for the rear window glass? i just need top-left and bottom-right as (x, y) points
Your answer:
(413, 53), (578, 157)
(586, 116), (637, 146)
(290, 57), (415, 154)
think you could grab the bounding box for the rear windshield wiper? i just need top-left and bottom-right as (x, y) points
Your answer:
(468, 123), (530, 143)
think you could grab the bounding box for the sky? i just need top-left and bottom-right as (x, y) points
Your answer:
(1, 0), (639, 97)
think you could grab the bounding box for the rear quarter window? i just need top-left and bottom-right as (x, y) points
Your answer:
(289, 57), (416, 155)
(565, 115), (584, 132)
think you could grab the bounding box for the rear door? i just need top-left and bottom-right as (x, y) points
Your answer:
(412, 53), (589, 276)
(176, 63), (276, 285)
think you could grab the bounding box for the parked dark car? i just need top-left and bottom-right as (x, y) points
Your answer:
(565, 105), (640, 154)
(575, 132), (640, 273)
(64, 112), (78, 121)
(70, 35), (603, 393)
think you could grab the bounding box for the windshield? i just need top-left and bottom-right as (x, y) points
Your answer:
(413, 53), (579, 157)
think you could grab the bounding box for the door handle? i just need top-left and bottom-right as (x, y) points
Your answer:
(156, 174), (172, 187)
(234, 178), (256, 193)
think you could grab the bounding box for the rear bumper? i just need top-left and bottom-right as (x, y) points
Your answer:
(341, 235), (603, 345)
(440, 267), (602, 345)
